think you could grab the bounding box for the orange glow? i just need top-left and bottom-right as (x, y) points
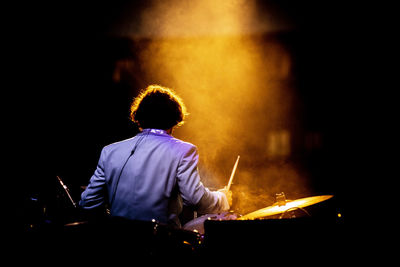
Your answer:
(134, 0), (311, 214)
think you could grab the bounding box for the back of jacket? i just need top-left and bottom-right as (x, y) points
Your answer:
(80, 129), (213, 225)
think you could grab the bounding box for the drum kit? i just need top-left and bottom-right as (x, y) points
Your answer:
(182, 156), (335, 235)
(182, 193), (334, 234)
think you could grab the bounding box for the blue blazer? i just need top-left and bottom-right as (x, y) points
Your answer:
(79, 129), (228, 226)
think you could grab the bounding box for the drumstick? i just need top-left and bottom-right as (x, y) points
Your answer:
(226, 155), (240, 191)
(57, 176), (77, 208)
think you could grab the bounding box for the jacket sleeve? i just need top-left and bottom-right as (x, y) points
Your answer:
(79, 147), (107, 209)
(196, 188), (230, 215)
(176, 145), (229, 214)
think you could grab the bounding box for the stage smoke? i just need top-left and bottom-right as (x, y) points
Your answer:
(125, 0), (312, 212)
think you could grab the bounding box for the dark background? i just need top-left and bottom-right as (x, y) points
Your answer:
(6, 0), (363, 228)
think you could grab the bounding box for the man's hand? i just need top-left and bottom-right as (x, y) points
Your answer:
(218, 186), (233, 206)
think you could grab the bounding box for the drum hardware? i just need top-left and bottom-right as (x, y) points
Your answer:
(278, 206), (311, 219)
(147, 219), (204, 252)
(275, 192), (287, 206)
(183, 194), (333, 236)
(183, 211), (239, 234)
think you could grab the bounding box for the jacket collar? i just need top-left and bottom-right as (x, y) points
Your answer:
(141, 128), (170, 136)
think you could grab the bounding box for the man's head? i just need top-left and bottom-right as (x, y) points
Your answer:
(130, 85), (187, 130)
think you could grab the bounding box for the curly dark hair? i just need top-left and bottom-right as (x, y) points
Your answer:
(130, 85), (187, 130)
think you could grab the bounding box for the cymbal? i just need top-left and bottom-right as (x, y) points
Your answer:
(238, 195), (333, 220)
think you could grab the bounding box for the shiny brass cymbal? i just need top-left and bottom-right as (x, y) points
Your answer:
(238, 195), (333, 220)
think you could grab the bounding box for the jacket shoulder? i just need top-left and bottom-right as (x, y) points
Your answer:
(169, 136), (196, 148)
(167, 137), (198, 157)
(102, 136), (137, 153)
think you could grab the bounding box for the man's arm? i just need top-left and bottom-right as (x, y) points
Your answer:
(79, 148), (107, 209)
(176, 145), (230, 214)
